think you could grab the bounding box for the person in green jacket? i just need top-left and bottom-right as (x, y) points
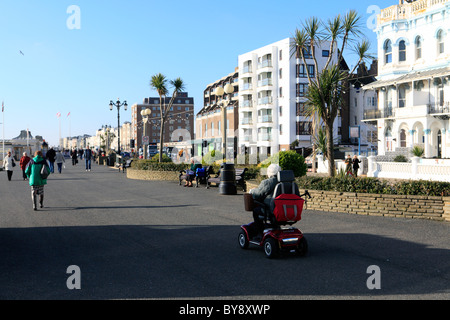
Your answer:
(25, 151), (51, 211)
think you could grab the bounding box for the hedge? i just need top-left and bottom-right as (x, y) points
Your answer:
(295, 176), (450, 197)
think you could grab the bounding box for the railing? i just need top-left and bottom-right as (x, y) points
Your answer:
(367, 156), (450, 182)
(380, 0), (449, 22)
(428, 102), (450, 114)
(258, 115), (272, 123)
(258, 60), (272, 69)
(241, 83), (253, 91)
(242, 66), (252, 74)
(258, 134), (272, 141)
(363, 108), (394, 120)
(242, 100), (253, 108)
(241, 118), (253, 125)
(257, 97), (273, 105)
(258, 78), (273, 87)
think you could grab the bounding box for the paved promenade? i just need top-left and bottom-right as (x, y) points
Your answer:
(0, 162), (448, 300)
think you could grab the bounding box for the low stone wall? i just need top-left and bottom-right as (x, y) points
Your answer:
(126, 168), (179, 182)
(246, 180), (449, 222)
(301, 189), (450, 222)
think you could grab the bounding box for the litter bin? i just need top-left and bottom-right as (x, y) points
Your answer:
(219, 163), (237, 195)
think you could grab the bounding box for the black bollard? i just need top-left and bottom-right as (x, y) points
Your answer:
(219, 163), (237, 195)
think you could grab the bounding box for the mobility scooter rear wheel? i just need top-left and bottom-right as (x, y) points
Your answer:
(263, 237), (279, 259)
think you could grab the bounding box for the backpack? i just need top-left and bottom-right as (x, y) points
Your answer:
(40, 162), (50, 179)
(196, 167), (206, 177)
(27, 159), (50, 179)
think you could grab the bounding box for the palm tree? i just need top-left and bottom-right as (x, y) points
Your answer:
(150, 73), (186, 162)
(291, 10), (373, 176)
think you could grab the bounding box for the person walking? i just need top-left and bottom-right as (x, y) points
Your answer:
(25, 151), (50, 211)
(344, 155), (353, 176)
(20, 152), (32, 180)
(71, 148), (78, 166)
(2, 151), (15, 181)
(46, 147), (56, 173)
(55, 149), (65, 174)
(84, 146), (92, 171)
(352, 155), (361, 178)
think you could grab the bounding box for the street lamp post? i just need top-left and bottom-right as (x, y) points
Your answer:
(215, 84), (234, 162)
(109, 98), (128, 155)
(140, 108), (152, 159)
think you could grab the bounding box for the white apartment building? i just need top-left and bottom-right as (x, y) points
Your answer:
(237, 37), (340, 156)
(364, 0), (450, 158)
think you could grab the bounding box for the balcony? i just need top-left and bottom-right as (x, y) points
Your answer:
(241, 83), (253, 91)
(257, 78), (273, 87)
(241, 117), (253, 125)
(258, 115), (273, 123)
(258, 60), (272, 69)
(257, 96), (273, 105)
(258, 134), (272, 142)
(242, 66), (253, 74)
(363, 108), (394, 120)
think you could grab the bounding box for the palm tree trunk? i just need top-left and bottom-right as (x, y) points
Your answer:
(159, 119), (164, 162)
(326, 120), (336, 177)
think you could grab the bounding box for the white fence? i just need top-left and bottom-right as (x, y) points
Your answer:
(316, 155), (450, 182)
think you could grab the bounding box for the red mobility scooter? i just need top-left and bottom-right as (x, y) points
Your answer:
(238, 170), (311, 259)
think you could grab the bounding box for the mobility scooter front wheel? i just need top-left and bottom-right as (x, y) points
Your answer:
(263, 237), (279, 259)
(296, 236), (308, 257)
(238, 231), (249, 249)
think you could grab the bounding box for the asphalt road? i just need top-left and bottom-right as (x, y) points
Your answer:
(0, 162), (449, 301)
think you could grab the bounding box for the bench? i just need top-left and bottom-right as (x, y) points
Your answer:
(179, 165), (211, 186)
(206, 167), (247, 191)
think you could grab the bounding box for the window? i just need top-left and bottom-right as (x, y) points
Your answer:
(302, 46), (313, 59)
(296, 103), (307, 116)
(322, 50), (330, 57)
(279, 124), (283, 135)
(279, 87), (283, 97)
(297, 64), (315, 78)
(279, 106), (282, 117)
(437, 30), (445, 54)
(398, 85), (406, 108)
(296, 121), (312, 135)
(279, 49), (283, 61)
(296, 83), (308, 97)
(415, 36), (422, 60)
(279, 68), (282, 79)
(308, 65), (315, 78)
(384, 40), (392, 64)
(399, 40), (406, 62)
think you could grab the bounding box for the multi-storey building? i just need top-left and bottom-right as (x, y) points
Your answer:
(131, 93), (195, 151)
(195, 68), (239, 157)
(348, 60), (379, 153)
(237, 37), (341, 156)
(364, 0), (450, 158)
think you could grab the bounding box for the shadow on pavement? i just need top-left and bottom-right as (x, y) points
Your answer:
(0, 224), (448, 299)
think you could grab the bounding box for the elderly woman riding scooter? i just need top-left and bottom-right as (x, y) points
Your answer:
(248, 163), (282, 232)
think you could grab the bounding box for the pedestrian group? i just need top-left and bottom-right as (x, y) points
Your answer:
(2, 146), (96, 211)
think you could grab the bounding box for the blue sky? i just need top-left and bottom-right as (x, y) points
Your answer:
(0, 0), (395, 147)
